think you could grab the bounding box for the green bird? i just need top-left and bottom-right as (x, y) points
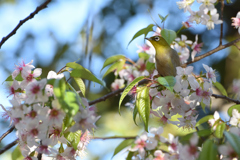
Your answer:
(145, 36), (180, 76)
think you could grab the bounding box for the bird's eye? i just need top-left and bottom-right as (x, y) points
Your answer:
(154, 36), (160, 41)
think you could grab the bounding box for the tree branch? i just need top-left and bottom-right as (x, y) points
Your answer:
(0, 139), (18, 155)
(182, 38), (240, 67)
(212, 93), (240, 104)
(0, 0), (52, 49)
(0, 126), (15, 143)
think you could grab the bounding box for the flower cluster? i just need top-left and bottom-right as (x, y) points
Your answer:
(129, 127), (200, 160)
(150, 64), (215, 129)
(1, 60), (100, 159)
(129, 123), (240, 160)
(232, 11), (240, 34)
(111, 58), (150, 91)
(230, 79), (240, 99)
(176, 0), (223, 30)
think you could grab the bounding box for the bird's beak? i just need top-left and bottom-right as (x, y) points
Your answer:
(145, 37), (150, 40)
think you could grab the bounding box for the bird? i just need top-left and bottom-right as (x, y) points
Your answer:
(145, 36), (180, 77)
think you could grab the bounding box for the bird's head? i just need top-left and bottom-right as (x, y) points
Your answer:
(145, 36), (169, 48)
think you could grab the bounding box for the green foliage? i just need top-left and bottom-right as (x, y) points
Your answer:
(158, 14), (169, 23)
(112, 139), (135, 158)
(138, 52), (150, 61)
(227, 104), (240, 117)
(214, 123), (226, 138)
(126, 151), (134, 160)
(119, 76), (146, 113)
(136, 86), (150, 132)
(196, 115), (214, 127)
(197, 129), (212, 137)
(102, 59), (126, 79)
(73, 77), (86, 97)
(64, 130), (82, 150)
(157, 76), (176, 92)
(133, 105), (138, 125)
(161, 29), (177, 45)
(62, 91), (80, 117)
(128, 24), (154, 47)
(4, 74), (23, 83)
(213, 81), (228, 97)
(67, 62), (105, 87)
(224, 132), (240, 156)
(198, 139), (218, 160)
(146, 61), (155, 72)
(53, 78), (66, 99)
(101, 55), (126, 71)
(12, 145), (24, 160)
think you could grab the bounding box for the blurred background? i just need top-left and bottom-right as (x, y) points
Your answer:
(0, 0), (240, 159)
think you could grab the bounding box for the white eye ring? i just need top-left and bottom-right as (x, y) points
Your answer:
(154, 36), (160, 41)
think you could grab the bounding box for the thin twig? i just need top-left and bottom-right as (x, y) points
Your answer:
(212, 93), (240, 104)
(0, 126), (15, 143)
(234, 43), (240, 50)
(93, 136), (136, 140)
(219, 0), (224, 46)
(182, 38), (240, 67)
(0, 0), (52, 49)
(0, 139), (18, 155)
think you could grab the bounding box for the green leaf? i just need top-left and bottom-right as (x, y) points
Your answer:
(197, 129), (212, 137)
(161, 29), (177, 45)
(128, 24), (154, 47)
(64, 130), (82, 150)
(198, 139), (218, 160)
(158, 14), (169, 23)
(62, 114), (73, 131)
(119, 76), (146, 114)
(74, 77), (86, 97)
(112, 139), (135, 158)
(4, 74), (23, 83)
(157, 76), (176, 92)
(67, 62), (105, 87)
(224, 131), (240, 156)
(133, 105), (138, 125)
(101, 55), (126, 71)
(53, 78), (66, 99)
(226, 0), (232, 3)
(214, 123), (226, 138)
(136, 86), (150, 132)
(102, 59), (126, 79)
(146, 61), (155, 72)
(138, 52), (150, 61)
(126, 151), (134, 160)
(201, 101), (206, 113)
(213, 81), (228, 97)
(67, 82), (85, 109)
(196, 115), (214, 127)
(227, 104), (240, 117)
(62, 91), (81, 117)
(12, 145), (24, 160)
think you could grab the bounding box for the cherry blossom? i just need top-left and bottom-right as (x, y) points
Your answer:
(231, 11), (240, 34)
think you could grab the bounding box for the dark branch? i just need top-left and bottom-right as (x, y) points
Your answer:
(0, 0), (52, 49)
(212, 94), (240, 104)
(182, 38), (240, 67)
(0, 126), (15, 143)
(0, 139), (18, 155)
